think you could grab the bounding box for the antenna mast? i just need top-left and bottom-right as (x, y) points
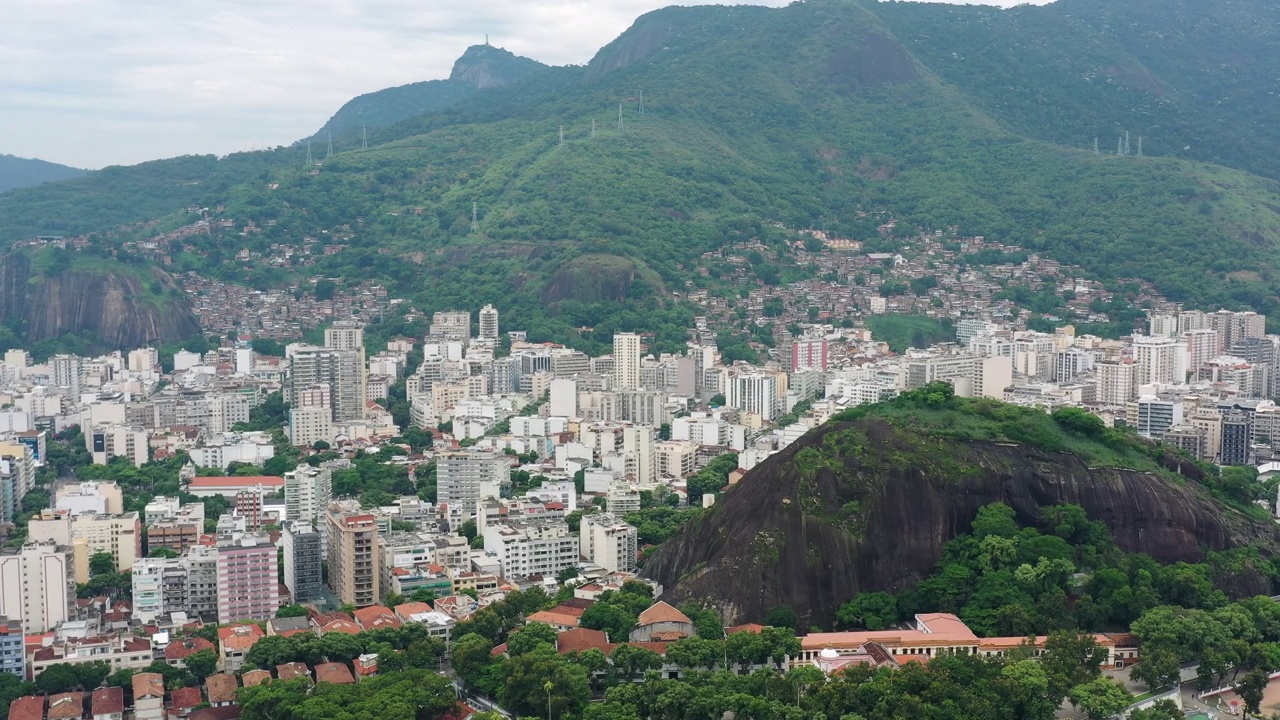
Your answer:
(1093, 138), (1099, 154)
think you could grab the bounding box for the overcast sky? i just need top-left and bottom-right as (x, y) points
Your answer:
(0, 0), (1046, 170)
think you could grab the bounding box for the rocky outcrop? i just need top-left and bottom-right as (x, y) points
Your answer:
(448, 45), (545, 90)
(642, 417), (1280, 628)
(0, 253), (200, 349)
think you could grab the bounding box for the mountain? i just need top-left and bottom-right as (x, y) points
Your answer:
(313, 45), (549, 140)
(0, 248), (200, 351)
(0, 154), (85, 194)
(0, 0), (1279, 352)
(641, 387), (1280, 627)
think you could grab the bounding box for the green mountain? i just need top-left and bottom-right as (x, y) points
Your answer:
(312, 44), (550, 140)
(2, 0), (1280, 350)
(0, 154), (85, 194)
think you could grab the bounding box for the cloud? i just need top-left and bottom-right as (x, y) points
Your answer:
(0, 0), (1046, 169)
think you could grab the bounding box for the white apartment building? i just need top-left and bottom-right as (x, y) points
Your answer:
(482, 520), (579, 579)
(1132, 335), (1188, 386)
(613, 333), (642, 391)
(1130, 396), (1184, 440)
(289, 407), (333, 447)
(654, 440), (697, 479)
(479, 305), (500, 339)
(0, 540), (75, 633)
(0, 443), (35, 523)
(437, 448), (511, 524)
(580, 513), (638, 573)
(188, 432), (275, 470)
(86, 425), (148, 467)
(1095, 361), (1136, 406)
(727, 372), (780, 422)
(285, 465), (333, 526)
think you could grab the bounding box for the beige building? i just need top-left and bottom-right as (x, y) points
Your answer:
(29, 510), (141, 583)
(613, 333), (642, 391)
(580, 513), (638, 573)
(326, 506), (380, 607)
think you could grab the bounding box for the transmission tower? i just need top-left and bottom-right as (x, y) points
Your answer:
(306, 139), (312, 165)
(471, 201), (479, 234)
(362, 126), (368, 151)
(327, 132), (333, 159)
(591, 119), (597, 138)
(559, 125), (564, 147)
(1137, 136), (1143, 157)
(1124, 131), (1131, 157)
(639, 90), (645, 115)
(1094, 138), (1099, 154)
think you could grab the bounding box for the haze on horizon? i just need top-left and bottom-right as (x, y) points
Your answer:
(0, 0), (1048, 170)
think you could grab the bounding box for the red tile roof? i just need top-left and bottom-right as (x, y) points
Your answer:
(636, 601), (691, 627)
(205, 674), (238, 705)
(555, 628), (609, 654)
(91, 688), (124, 716)
(241, 670), (272, 688)
(275, 663), (310, 682)
(314, 662), (356, 685)
(45, 693), (83, 720)
(132, 673), (165, 701)
(188, 476), (284, 488)
(165, 637), (216, 660)
(170, 688), (202, 711)
(352, 606), (401, 631)
(218, 623), (265, 651)
(8, 696), (44, 720)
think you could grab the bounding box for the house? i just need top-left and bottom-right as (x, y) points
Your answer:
(165, 638), (216, 667)
(45, 694), (84, 720)
(240, 670), (272, 688)
(188, 708), (242, 720)
(90, 688), (124, 720)
(205, 674), (238, 707)
(169, 688), (202, 719)
(555, 628), (609, 655)
(392, 601), (433, 622)
(314, 662), (356, 685)
(217, 624), (264, 674)
(275, 662), (311, 683)
(317, 618), (361, 636)
(526, 603), (587, 632)
(352, 606), (400, 632)
(354, 653), (378, 679)
(132, 673), (166, 720)
(8, 696), (45, 720)
(266, 617), (312, 638)
(629, 602), (695, 642)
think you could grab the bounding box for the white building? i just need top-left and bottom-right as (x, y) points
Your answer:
(437, 448), (511, 525)
(580, 513), (638, 573)
(613, 334), (642, 391)
(482, 520), (579, 579)
(479, 305), (500, 340)
(284, 465), (333, 526)
(0, 540), (75, 633)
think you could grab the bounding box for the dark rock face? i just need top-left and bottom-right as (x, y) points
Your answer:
(449, 45), (545, 90)
(642, 418), (1280, 628)
(0, 253), (200, 348)
(540, 254), (638, 306)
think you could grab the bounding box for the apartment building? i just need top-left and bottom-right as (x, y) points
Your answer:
(437, 448), (510, 524)
(216, 533), (279, 623)
(0, 540), (75, 633)
(326, 506), (380, 607)
(482, 519), (579, 579)
(282, 522), (322, 603)
(580, 513), (638, 573)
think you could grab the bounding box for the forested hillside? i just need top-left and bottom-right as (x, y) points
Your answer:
(0, 154), (85, 194)
(1, 0), (1279, 347)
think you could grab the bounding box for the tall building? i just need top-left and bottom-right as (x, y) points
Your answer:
(326, 506), (380, 607)
(0, 443), (35, 523)
(1220, 411), (1253, 466)
(1095, 360), (1136, 405)
(51, 354), (85, 398)
(288, 346), (364, 424)
(0, 540), (74, 633)
(1052, 348), (1095, 383)
(437, 448), (511, 525)
(1131, 396), (1183, 440)
(28, 510), (142, 583)
(429, 311), (472, 340)
(613, 333), (642, 391)
(216, 532), (279, 623)
(790, 335), (829, 372)
(478, 305), (500, 340)
(1183, 329), (1224, 372)
(282, 522), (322, 603)
(580, 513), (638, 573)
(284, 465), (332, 526)
(1132, 335), (1187, 386)
(0, 617), (22, 678)
(482, 520), (578, 579)
(324, 320), (365, 353)
(727, 372), (779, 421)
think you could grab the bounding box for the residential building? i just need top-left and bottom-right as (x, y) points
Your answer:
(132, 673), (166, 720)
(482, 519), (579, 579)
(326, 506), (380, 607)
(85, 426), (148, 467)
(282, 522), (323, 603)
(217, 624), (264, 675)
(478, 305), (499, 340)
(1095, 361), (1136, 405)
(580, 513), (638, 573)
(29, 510), (141, 583)
(0, 540), (74, 633)
(1131, 397), (1184, 440)
(437, 448), (510, 525)
(1132, 335), (1187, 386)
(284, 465), (332, 525)
(216, 532), (279, 623)
(613, 333), (642, 391)
(1221, 411), (1254, 466)
(727, 372), (779, 422)
(0, 444), (35, 523)
(288, 346), (365, 425)
(0, 617), (23, 678)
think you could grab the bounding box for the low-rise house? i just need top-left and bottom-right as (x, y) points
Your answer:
(204, 674), (238, 707)
(317, 618), (361, 636)
(90, 688), (123, 720)
(45, 694), (83, 720)
(30, 634), (153, 679)
(132, 673), (166, 720)
(629, 602), (694, 642)
(266, 617), (311, 638)
(169, 688), (202, 720)
(352, 606), (400, 632)
(165, 638), (216, 668)
(217, 624), (264, 674)
(354, 654), (378, 679)
(240, 670), (272, 688)
(314, 662), (355, 686)
(275, 662), (310, 683)
(8, 696), (45, 720)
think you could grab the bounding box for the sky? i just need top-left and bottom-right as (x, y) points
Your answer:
(0, 0), (1047, 170)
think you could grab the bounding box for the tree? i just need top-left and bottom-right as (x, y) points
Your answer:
(184, 649), (218, 680)
(500, 647), (591, 719)
(148, 547), (179, 559)
(835, 593), (898, 630)
(1127, 700), (1184, 720)
(452, 633), (495, 688)
(88, 551), (116, 577)
(1238, 668), (1269, 717)
(580, 602), (637, 642)
(764, 606), (800, 631)
(1040, 630), (1108, 701)
(1068, 678), (1132, 720)
(275, 604), (309, 619)
(508, 622), (559, 656)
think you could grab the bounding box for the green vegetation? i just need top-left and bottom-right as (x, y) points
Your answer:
(866, 314), (955, 353)
(238, 669), (456, 720)
(0, 154), (85, 194)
